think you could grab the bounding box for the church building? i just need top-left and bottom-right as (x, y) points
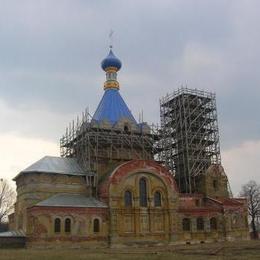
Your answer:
(9, 47), (249, 248)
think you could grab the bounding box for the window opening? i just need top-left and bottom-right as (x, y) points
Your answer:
(154, 191), (161, 207)
(139, 178), (148, 207)
(54, 218), (61, 233)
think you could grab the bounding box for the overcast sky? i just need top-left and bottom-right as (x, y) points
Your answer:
(0, 0), (259, 195)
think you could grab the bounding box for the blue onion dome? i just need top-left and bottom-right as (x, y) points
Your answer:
(101, 48), (122, 72)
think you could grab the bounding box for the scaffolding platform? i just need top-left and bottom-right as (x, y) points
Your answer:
(60, 110), (160, 180)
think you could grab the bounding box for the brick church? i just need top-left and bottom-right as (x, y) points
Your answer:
(9, 47), (249, 248)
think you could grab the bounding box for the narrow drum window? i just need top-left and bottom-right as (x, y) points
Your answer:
(213, 180), (218, 191)
(154, 191), (162, 207)
(197, 217), (204, 231)
(65, 218), (71, 233)
(124, 190), (132, 207)
(54, 218), (61, 233)
(182, 218), (191, 231)
(210, 217), (217, 230)
(93, 218), (100, 233)
(139, 178), (147, 207)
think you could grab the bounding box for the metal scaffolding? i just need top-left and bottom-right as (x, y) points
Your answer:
(60, 110), (160, 179)
(157, 87), (221, 193)
(60, 87), (232, 195)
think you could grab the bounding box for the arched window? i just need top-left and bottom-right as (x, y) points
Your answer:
(124, 190), (132, 207)
(54, 218), (61, 233)
(154, 191), (161, 207)
(65, 218), (71, 233)
(93, 218), (100, 233)
(139, 178), (147, 207)
(182, 218), (191, 231)
(210, 217), (217, 230)
(197, 217), (204, 231)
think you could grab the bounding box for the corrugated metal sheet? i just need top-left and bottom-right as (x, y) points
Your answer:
(18, 156), (85, 177)
(92, 88), (137, 125)
(36, 194), (108, 208)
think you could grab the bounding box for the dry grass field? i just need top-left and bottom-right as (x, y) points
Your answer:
(0, 240), (259, 260)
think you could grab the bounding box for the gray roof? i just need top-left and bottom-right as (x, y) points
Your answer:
(14, 156), (86, 180)
(35, 194), (108, 208)
(0, 230), (25, 237)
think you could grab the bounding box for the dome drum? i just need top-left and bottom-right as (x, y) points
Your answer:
(104, 81), (119, 90)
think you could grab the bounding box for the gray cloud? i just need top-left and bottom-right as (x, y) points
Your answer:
(0, 0), (259, 150)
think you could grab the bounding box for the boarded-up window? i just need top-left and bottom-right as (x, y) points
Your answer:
(93, 218), (100, 233)
(139, 178), (147, 207)
(125, 190), (132, 207)
(197, 217), (204, 230)
(54, 218), (61, 233)
(154, 191), (161, 207)
(154, 214), (163, 231)
(182, 218), (191, 231)
(65, 218), (71, 233)
(140, 214), (149, 232)
(210, 217), (217, 230)
(124, 215), (133, 232)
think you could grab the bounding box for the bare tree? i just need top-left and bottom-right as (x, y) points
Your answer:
(240, 180), (260, 239)
(0, 179), (16, 224)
